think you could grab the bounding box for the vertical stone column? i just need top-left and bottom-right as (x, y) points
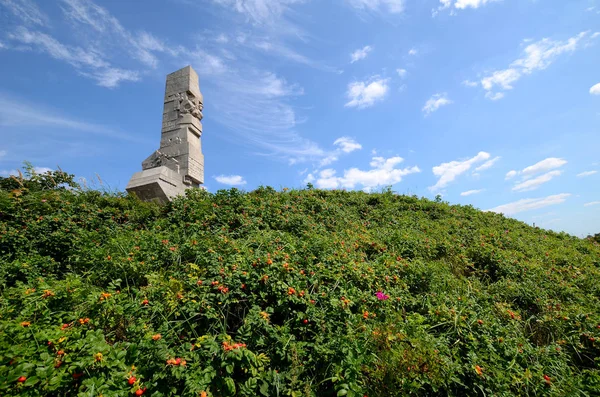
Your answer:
(126, 66), (205, 203)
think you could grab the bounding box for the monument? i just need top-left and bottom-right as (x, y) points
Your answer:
(126, 66), (205, 203)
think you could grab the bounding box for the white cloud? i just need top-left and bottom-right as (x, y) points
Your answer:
(310, 156), (419, 190)
(462, 79), (478, 87)
(83, 68), (140, 88)
(215, 33), (229, 44)
(590, 83), (600, 95)
(318, 137), (362, 167)
(0, 0), (48, 26)
(7, 26), (140, 88)
(214, 175), (247, 185)
(506, 158), (567, 191)
(0, 166), (52, 177)
(488, 193), (571, 215)
(512, 170), (562, 192)
(347, 0), (405, 14)
(478, 32), (598, 99)
(422, 93), (453, 115)
(212, 0), (303, 29)
(577, 170), (597, 178)
(485, 92), (504, 101)
(345, 77), (390, 109)
(521, 157), (567, 178)
(430, 151), (490, 191)
(474, 156), (501, 172)
(584, 201), (600, 207)
(455, 0), (499, 9)
(396, 68), (407, 78)
(461, 189), (484, 196)
(60, 0), (172, 68)
(333, 137), (362, 153)
(505, 170), (518, 180)
(350, 45), (372, 63)
(408, 48), (417, 56)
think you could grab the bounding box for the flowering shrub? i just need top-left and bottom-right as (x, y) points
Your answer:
(1, 174), (600, 395)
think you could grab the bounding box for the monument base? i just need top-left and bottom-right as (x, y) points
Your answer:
(126, 166), (188, 204)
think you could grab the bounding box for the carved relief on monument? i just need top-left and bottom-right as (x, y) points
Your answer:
(174, 91), (203, 121)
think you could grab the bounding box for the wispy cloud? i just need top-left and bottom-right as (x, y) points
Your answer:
(214, 175), (247, 185)
(345, 77), (390, 109)
(474, 156), (501, 172)
(350, 45), (372, 63)
(0, 166), (53, 177)
(318, 137), (362, 167)
(346, 0), (405, 14)
(430, 151), (490, 191)
(506, 157), (567, 192)
(590, 83), (600, 95)
(7, 26), (140, 88)
(489, 193), (571, 215)
(0, 92), (134, 140)
(584, 201), (600, 207)
(478, 32), (598, 100)
(396, 68), (407, 78)
(433, 0), (499, 15)
(577, 170), (597, 178)
(422, 93), (453, 115)
(306, 156), (419, 190)
(454, 0), (499, 9)
(334, 137), (362, 153)
(512, 170), (562, 192)
(0, 0), (49, 26)
(461, 189), (484, 196)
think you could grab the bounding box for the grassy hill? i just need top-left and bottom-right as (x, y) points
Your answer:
(1, 169), (599, 396)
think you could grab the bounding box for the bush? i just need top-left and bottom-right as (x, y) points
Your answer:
(0, 179), (599, 396)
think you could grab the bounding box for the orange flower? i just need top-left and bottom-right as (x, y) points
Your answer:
(99, 292), (111, 301)
(78, 318), (90, 325)
(363, 311), (369, 319)
(152, 334), (162, 341)
(260, 312), (270, 321)
(475, 365), (484, 376)
(21, 321), (31, 327)
(200, 392), (208, 397)
(287, 287), (296, 295)
(42, 290), (55, 298)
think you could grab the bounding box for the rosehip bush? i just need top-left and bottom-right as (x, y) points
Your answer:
(1, 173), (599, 396)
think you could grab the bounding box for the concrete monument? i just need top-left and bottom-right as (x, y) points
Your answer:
(126, 66), (205, 203)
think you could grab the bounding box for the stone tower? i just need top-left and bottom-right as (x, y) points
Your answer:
(126, 66), (205, 203)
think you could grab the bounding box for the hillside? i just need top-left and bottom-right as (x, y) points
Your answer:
(1, 169), (599, 396)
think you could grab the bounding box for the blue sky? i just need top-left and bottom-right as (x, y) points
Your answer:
(0, 0), (599, 237)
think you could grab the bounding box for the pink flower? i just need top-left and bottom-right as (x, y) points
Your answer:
(376, 291), (389, 301)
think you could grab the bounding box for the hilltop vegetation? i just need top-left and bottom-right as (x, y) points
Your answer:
(1, 168), (599, 396)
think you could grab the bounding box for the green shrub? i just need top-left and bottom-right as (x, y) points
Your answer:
(0, 176), (599, 396)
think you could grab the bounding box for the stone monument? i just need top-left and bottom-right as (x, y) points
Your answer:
(126, 65), (205, 203)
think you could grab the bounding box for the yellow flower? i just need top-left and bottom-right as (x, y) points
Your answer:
(260, 311), (270, 321)
(95, 352), (103, 362)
